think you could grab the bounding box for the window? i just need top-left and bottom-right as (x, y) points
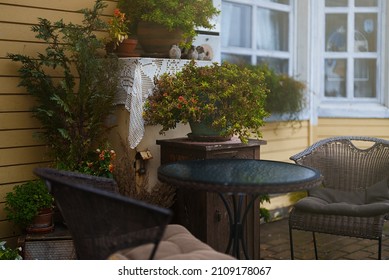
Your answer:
(221, 0), (292, 74)
(322, 0), (380, 101)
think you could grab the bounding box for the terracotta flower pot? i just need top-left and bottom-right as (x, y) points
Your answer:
(26, 208), (54, 234)
(115, 38), (139, 57)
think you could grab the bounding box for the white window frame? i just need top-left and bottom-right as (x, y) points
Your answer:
(221, 0), (295, 76)
(313, 0), (389, 118)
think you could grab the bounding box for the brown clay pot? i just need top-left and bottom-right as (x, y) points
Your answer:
(115, 38), (139, 57)
(137, 21), (183, 57)
(26, 208), (54, 233)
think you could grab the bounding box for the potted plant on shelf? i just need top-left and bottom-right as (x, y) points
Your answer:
(143, 60), (269, 143)
(5, 180), (54, 233)
(250, 64), (306, 124)
(118, 0), (219, 57)
(106, 8), (138, 57)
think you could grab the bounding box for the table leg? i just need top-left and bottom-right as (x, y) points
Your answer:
(218, 193), (260, 259)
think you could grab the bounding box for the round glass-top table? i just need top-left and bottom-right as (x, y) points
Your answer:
(158, 158), (322, 259)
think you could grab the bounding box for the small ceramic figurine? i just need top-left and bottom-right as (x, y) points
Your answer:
(196, 46), (205, 60)
(169, 44), (181, 59)
(187, 45), (198, 60)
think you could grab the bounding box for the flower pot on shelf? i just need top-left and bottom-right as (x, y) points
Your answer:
(188, 121), (232, 142)
(137, 21), (183, 58)
(115, 38), (139, 57)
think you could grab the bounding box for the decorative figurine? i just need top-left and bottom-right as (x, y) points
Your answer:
(187, 45), (198, 60)
(169, 44), (181, 59)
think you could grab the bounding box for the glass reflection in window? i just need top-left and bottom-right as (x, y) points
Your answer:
(221, 2), (251, 48)
(325, 59), (347, 97)
(256, 8), (289, 51)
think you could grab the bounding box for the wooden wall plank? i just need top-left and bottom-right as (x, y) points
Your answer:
(0, 163), (49, 185)
(0, 146), (50, 166)
(0, 95), (34, 112)
(0, 220), (21, 239)
(0, 112), (40, 129)
(0, 4), (85, 25)
(260, 120), (309, 162)
(315, 118), (389, 141)
(0, 77), (25, 94)
(0, 130), (44, 148)
(0, 184), (16, 202)
(0, 0), (117, 13)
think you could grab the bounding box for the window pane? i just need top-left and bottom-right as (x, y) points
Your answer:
(256, 8), (289, 51)
(326, 14), (347, 52)
(262, 0), (290, 4)
(355, 0), (377, 7)
(325, 0), (348, 7)
(221, 2), (251, 48)
(257, 57), (289, 74)
(354, 59), (376, 98)
(222, 54), (251, 65)
(325, 59), (347, 97)
(355, 14), (377, 52)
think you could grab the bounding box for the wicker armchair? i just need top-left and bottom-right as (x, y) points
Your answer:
(288, 136), (389, 259)
(34, 167), (234, 260)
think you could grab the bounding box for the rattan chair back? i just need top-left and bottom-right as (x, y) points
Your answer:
(34, 168), (172, 260)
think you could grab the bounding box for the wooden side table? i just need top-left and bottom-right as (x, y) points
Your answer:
(157, 137), (266, 259)
(18, 225), (76, 260)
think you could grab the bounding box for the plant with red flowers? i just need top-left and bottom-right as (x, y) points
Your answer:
(79, 148), (116, 178)
(143, 60), (269, 143)
(108, 8), (130, 46)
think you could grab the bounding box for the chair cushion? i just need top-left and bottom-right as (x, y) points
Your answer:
(295, 178), (389, 216)
(108, 224), (235, 260)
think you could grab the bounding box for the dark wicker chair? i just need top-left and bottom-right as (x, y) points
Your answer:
(34, 167), (172, 260)
(288, 136), (389, 259)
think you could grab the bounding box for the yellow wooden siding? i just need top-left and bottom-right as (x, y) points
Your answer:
(315, 118), (389, 142)
(260, 120), (310, 162)
(0, 0), (118, 241)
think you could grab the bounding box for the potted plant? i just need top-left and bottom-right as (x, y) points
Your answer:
(117, 0), (219, 56)
(8, 0), (121, 171)
(106, 8), (138, 57)
(143, 60), (269, 143)
(5, 180), (54, 233)
(249, 64), (306, 123)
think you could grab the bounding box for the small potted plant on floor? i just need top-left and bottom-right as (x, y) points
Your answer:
(118, 0), (219, 56)
(143, 60), (269, 143)
(5, 180), (54, 233)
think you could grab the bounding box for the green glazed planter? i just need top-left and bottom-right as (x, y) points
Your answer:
(188, 121), (232, 142)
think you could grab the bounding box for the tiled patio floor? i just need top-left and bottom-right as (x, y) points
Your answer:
(259, 218), (389, 260)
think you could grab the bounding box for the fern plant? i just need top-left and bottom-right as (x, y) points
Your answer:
(8, 0), (120, 170)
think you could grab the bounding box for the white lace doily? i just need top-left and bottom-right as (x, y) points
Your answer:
(115, 58), (212, 149)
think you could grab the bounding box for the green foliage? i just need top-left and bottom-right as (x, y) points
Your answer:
(250, 64), (306, 122)
(7, 0), (121, 170)
(118, 0), (219, 47)
(259, 194), (271, 223)
(144, 60), (269, 143)
(0, 241), (23, 260)
(5, 181), (53, 228)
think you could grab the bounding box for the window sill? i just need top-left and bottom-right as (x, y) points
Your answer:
(318, 102), (389, 118)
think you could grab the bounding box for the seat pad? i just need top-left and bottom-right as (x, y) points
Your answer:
(108, 224), (235, 260)
(295, 178), (389, 216)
